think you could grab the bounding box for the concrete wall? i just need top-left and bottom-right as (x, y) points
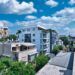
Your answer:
(18, 48), (37, 62)
(0, 43), (3, 56)
(72, 52), (75, 75)
(0, 43), (12, 57)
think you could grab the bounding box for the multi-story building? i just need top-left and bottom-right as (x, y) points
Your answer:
(0, 24), (8, 38)
(19, 25), (58, 53)
(0, 42), (37, 62)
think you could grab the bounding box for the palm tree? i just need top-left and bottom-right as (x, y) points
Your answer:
(16, 30), (21, 40)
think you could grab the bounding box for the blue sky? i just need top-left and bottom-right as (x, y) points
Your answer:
(0, 0), (75, 35)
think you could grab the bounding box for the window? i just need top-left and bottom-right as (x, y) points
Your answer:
(20, 45), (27, 51)
(43, 34), (47, 38)
(22, 29), (25, 32)
(33, 34), (35, 36)
(43, 39), (47, 43)
(25, 34), (31, 42)
(40, 45), (42, 49)
(33, 28), (35, 31)
(27, 28), (30, 31)
(43, 45), (47, 49)
(33, 39), (35, 42)
(12, 47), (17, 51)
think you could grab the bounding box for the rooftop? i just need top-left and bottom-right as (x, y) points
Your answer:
(36, 52), (74, 75)
(0, 42), (35, 47)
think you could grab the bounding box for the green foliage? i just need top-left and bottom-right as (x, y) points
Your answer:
(1, 57), (12, 68)
(39, 50), (46, 55)
(0, 61), (6, 71)
(0, 34), (17, 42)
(7, 34), (17, 41)
(52, 45), (60, 55)
(0, 57), (35, 75)
(35, 54), (49, 72)
(0, 54), (49, 74)
(58, 45), (63, 50)
(69, 41), (74, 49)
(24, 64), (35, 75)
(0, 37), (7, 42)
(16, 30), (21, 34)
(0, 38), (4, 42)
(60, 36), (69, 46)
(16, 30), (21, 39)
(70, 41), (73, 46)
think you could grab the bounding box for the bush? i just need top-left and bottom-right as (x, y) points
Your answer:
(35, 54), (49, 72)
(52, 45), (60, 55)
(0, 58), (35, 75)
(9, 62), (35, 75)
(58, 45), (63, 50)
(24, 64), (35, 75)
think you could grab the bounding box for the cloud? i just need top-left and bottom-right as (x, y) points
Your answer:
(54, 8), (75, 16)
(53, 7), (75, 35)
(45, 0), (58, 7)
(16, 7), (75, 35)
(0, 20), (13, 28)
(0, 0), (9, 3)
(69, 0), (75, 5)
(16, 16), (64, 31)
(54, 7), (75, 25)
(26, 15), (37, 20)
(0, 0), (37, 14)
(55, 8), (75, 20)
(40, 16), (68, 27)
(1, 7), (75, 35)
(64, 27), (75, 36)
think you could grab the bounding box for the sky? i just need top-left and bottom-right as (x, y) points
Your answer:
(0, 0), (75, 36)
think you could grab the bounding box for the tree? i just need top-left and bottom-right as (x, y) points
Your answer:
(16, 30), (21, 35)
(52, 45), (60, 55)
(35, 54), (49, 72)
(16, 30), (21, 40)
(58, 45), (63, 50)
(60, 36), (69, 46)
(0, 38), (6, 42)
(9, 62), (35, 75)
(24, 64), (35, 75)
(0, 57), (35, 75)
(8, 34), (17, 41)
(0, 57), (13, 75)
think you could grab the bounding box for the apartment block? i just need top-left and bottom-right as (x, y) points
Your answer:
(19, 25), (58, 53)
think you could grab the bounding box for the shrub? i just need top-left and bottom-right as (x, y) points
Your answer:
(52, 45), (60, 55)
(0, 58), (35, 75)
(35, 54), (49, 72)
(24, 64), (35, 75)
(58, 45), (63, 50)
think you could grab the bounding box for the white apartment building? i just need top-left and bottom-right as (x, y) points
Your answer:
(0, 42), (37, 62)
(19, 25), (58, 53)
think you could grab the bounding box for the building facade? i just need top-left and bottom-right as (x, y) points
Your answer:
(0, 24), (8, 38)
(0, 42), (37, 62)
(19, 25), (58, 53)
